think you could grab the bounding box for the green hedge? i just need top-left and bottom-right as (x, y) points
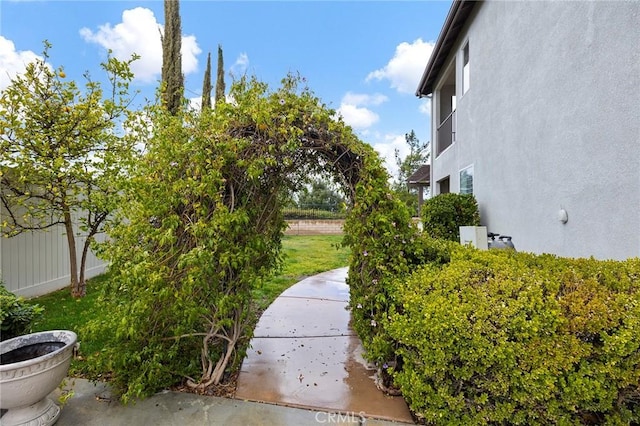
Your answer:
(386, 248), (640, 424)
(421, 193), (480, 241)
(0, 283), (44, 341)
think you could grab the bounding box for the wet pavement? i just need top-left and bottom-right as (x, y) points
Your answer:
(236, 268), (414, 423)
(43, 268), (413, 425)
(52, 378), (407, 425)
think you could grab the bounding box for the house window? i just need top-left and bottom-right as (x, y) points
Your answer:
(459, 165), (473, 194)
(462, 42), (470, 95)
(438, 176), (450, 194)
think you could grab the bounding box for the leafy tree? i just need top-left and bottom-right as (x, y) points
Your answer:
(394, 130), (428, 185)
(215, 44), (225, 104)
(201, 52), (212, 110)
(0, 43), (138, 297)
(391, 130), (429, 216)
(161, 0), (183, 115)
(296, 179), (345, 211)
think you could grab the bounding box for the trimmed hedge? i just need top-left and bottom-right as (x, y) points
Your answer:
(421, 193), (480, 241)
(386, 248), (640, 424)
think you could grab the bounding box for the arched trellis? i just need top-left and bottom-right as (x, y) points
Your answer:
(90, 74), (423, 401)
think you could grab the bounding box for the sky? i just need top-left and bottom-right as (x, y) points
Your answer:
(0, 0), (452, 179)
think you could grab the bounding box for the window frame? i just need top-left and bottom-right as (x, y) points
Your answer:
(462, 41), (470, 95)
(459, 164), (474, 194)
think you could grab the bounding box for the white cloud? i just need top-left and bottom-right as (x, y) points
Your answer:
(0, 36), (42, 90)
(419, 98), (431, 116)
(229, 53), (249, 78)
(341, 92), (387, 107)
(371, 133), (409, 180)
(337, 104), (379, 130)
(336, 92), (388, 130)
(80, 7), (201, 83)
(366, 38), (435, 94)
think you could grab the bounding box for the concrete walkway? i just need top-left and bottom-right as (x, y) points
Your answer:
(52, 378), (407, 425)
(236, 268), (413, 423)
(47, 268), (414, 425)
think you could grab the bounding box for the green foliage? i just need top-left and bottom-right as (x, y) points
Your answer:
(201, 52), (212, 110)
(393, 130), (429, 187)
(0, 42), (139, 297)
(391, 130), (429, 216)
(215, 44), (225, 104)
(85, 73), (381, 402)
(421, 193), (480, 241)
(295, 178), (345, 211)
(387, 247), (640, 424)
(161, 0), (184, 114)
(0, 283), (44, 341)
(392, 188), (420, 218)
(343, 155), (453, 366)
(252, 235), (350, 311)
(30, 274), (109, 375)
(30, 236), (346, 378)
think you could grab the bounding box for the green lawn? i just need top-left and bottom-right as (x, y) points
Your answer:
(31, 235), (350, 374)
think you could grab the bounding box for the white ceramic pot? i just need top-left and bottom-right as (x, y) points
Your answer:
(0, 330), (77, 426)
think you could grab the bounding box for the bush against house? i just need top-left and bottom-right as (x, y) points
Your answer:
(385, 247), (640, 424)
(421, 193), (480, 241)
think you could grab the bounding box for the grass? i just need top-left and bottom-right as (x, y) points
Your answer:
(30, 235), (350, 375)
(253, 234), (349, 310)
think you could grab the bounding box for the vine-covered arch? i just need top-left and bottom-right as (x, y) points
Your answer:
(90, 74), (423, 401)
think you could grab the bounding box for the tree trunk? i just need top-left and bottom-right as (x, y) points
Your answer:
(63, 209), (83, 298)
(79, 236), (91, 297)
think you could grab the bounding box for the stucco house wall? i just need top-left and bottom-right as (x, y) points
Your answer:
(422, 0), (640, 260)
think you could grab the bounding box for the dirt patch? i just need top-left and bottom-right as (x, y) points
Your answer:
(171, 371), (239, 399)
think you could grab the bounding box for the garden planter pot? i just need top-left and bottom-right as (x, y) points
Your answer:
(0, 330), (77, 426)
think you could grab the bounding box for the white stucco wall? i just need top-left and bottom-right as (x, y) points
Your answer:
(431, 1), (640, 259)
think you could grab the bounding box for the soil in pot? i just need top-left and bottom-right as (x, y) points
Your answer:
(0, 342), (65, 364)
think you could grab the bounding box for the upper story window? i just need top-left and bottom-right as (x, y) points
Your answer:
(462, 42), (470, 95)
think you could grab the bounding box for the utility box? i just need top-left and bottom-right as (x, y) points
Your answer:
(459, 226), (488, 250)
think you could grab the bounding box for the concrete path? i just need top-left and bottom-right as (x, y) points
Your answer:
(51, 378), (406, 425)
(236, 268), (414, 423)
(46, 268), (414, 425)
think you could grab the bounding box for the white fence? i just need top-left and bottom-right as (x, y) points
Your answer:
(0, 207), (107, 298)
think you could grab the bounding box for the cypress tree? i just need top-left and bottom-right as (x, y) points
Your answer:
(201, 52), (212, 110)
(161, 0), (184, 115)
(215, 44), (225, 104)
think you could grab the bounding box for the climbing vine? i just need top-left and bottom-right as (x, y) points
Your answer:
(84, 73), (415, 401)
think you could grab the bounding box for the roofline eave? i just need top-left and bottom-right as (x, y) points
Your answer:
(415, 0), (477, 97)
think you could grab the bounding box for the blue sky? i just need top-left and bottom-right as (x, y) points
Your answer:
(0, 0), (451, 178)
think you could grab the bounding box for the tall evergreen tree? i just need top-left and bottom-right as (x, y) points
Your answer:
(215, 44), (225, 104)
(161, 0), (184, 115)
(201, 52), (212, 110)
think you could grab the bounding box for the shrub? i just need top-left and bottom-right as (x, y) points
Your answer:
(421, 193), (480, 241)
(387, 248), (640, 424)
(0, 283), (44, 341)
